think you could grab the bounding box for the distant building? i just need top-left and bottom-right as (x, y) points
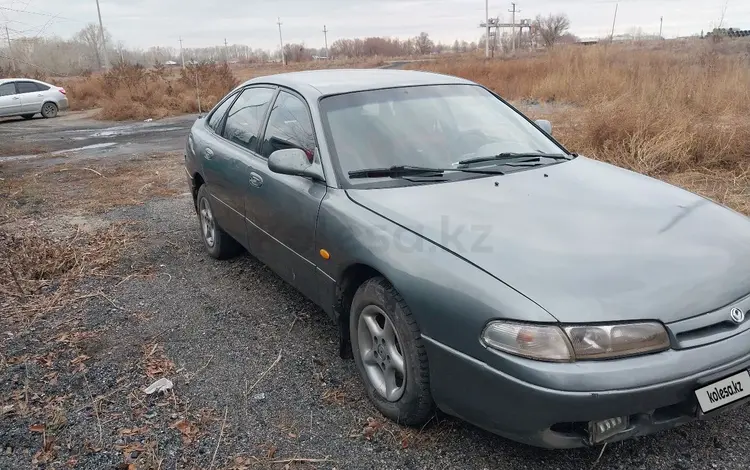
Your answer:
(164, 60), (178, 66)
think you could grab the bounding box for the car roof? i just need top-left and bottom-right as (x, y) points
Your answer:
(0, 78), (48, 85)
(241, 68), (476, 98)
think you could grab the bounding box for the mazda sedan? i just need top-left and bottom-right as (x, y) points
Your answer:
(183, 69), (750, 448)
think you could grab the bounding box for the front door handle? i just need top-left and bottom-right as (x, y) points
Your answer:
(204, 148), (214, 160)
(249, 172), (263, 188)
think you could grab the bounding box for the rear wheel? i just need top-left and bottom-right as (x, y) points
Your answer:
(21, 114), (35, 120)
(350, 277), (434, 426)
(196, 185), (241, 259)
(41, 102), (58, 118)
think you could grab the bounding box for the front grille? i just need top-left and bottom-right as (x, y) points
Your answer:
(667, 294), (750, 349)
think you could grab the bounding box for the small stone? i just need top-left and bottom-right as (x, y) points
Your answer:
(252, 393), (265, 401)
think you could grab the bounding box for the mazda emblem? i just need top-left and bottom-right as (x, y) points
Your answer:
(730, 307), (745, 324)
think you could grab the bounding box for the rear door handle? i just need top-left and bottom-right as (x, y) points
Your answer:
(12, 96), (20, 100)
(204, 148), (214, 160)
(249, 172), (263, 188)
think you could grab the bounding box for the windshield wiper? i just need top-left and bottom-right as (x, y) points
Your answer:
(458, 152), (570, 166)
(348, 165), (504, 179)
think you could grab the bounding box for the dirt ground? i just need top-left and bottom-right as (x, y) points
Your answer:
(2, 116), (750, 470)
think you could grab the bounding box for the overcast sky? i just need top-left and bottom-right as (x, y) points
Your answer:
(1, 0), (748, 50)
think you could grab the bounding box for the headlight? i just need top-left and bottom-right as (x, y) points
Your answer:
(482, 321), (670, 362)
(481, 322), (574, 362)
(563, 323), (670, 360)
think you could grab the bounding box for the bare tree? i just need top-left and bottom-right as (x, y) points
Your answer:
(75, 23), (111, 69)
(533, 14), (571, 48)
(414, 32), (434, 55)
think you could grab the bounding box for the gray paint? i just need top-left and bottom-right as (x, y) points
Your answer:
(184, 69), (750, 449)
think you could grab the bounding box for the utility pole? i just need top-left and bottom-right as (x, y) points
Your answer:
(610, 3), (618, 41)
(95, 0), (109, 68)
(484, 0), (490, 59)
(179, 37), (185, 68)
(659, 16), (663, 38)
(322, 25), (329, 58)
(4, 25), (15, 71)
(224, 38), (229, 62)
(277, 17), (286, 65)
(508, 2), (520, 53)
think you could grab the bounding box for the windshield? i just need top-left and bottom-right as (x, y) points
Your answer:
(319, 84), (569, 187)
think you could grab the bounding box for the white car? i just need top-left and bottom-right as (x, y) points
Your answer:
(0, 78), (69, 119)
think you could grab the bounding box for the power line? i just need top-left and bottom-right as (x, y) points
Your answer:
(0, 5), (75, 22)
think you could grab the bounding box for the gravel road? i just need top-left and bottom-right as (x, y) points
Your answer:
(4, 188), (749, 469)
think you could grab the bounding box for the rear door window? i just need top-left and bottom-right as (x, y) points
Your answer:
(0, 83), (16, 96)
(222, 87), (275, 152)
(16, 82), (40, 93)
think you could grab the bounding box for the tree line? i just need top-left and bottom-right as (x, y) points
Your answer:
(0, 14), (573, 75)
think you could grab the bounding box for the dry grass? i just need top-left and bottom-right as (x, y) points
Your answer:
(0, 153), (186, 223)
(59, 57), (385, 121)
(231, 56), (386, 81)
(412, 39), (750, 177)
(0, 222), (139, 322)
(60, 62), (239, 120)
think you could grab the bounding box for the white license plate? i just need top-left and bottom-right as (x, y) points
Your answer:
(695, 370), (750, 413)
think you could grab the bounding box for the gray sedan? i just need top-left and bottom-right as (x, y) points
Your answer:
(183, 69), (750, 449)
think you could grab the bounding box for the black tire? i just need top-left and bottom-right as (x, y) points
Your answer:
(41, 102), (58, 118)
(350, 276), (434, 426)
(196, 184), (241, 259)
(21, 114), (35, 120)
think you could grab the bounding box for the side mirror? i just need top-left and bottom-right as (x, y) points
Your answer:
(535, 119), (552, 136)
(268, 148), (324, 181)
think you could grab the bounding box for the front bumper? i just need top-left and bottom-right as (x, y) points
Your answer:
(424, 332), (750, 449)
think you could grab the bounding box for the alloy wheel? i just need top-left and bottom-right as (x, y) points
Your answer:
(199, 197), (216, 247)
(357, 305), (406, 402)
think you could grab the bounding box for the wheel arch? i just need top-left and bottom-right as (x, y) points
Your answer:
(191, 171), (205, 211)
(41, 100), (58, 112)
(335, 263), (388, 358)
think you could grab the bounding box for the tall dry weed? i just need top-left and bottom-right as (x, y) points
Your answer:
(62, 61), (239, 120)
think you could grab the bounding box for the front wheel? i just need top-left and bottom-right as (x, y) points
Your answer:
(41, 102), (58, 118)
(196, 185), (241, 259)
(350, 277), (434, 426)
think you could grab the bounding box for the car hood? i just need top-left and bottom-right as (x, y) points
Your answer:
(346, 156), (750, 324)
